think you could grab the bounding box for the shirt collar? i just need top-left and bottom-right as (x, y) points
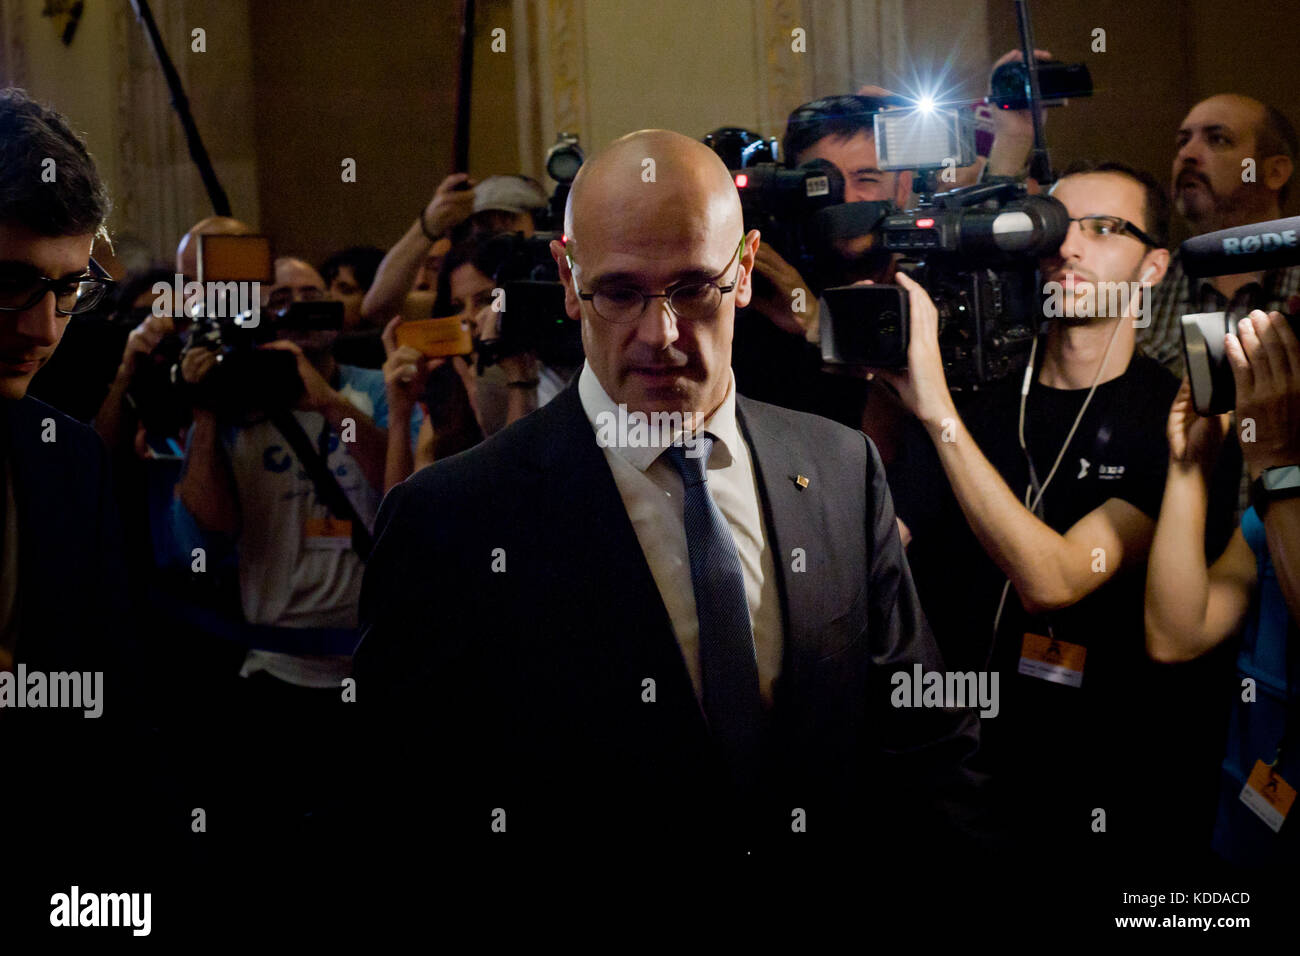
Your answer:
(578, 360), (739, 472)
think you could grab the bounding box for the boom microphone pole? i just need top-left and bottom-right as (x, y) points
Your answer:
(127, 0), (231, 216)
(1015, 0), (1053, 185)
(452, 0), (477, 173)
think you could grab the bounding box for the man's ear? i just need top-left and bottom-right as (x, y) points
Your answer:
(1140, 246), (1171, 288)
(734, 229), (762, 310)
(1263, 153), (1294, 195)
(550, 238), (582, 321)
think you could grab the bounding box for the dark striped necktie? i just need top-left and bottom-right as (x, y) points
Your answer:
(662, 435), (762, 793)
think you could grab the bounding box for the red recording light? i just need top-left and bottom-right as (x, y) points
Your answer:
(916, 218), (935, 228)
(735, 174), (749, 188)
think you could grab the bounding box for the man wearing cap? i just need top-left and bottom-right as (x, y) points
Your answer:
(361, 173), (548, 323)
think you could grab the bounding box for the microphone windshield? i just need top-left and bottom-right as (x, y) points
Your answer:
(1181, 216), (1300, 277)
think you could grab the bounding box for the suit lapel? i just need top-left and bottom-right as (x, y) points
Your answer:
(735, 397), (830, 671)
(522, 382), (706, 729)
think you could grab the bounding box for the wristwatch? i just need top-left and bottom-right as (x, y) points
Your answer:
(1251, 464), (1300, 516)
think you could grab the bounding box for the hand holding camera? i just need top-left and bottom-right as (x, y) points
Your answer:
(1166, 377), (1230, 471)
(422, 173), (477, 241)
(179, 343), (218, 386)
(260, 339), (337, 413)
(1226, 309), (1300, 479)
(865, 272), (957, 428)
(120, 312), (175, 377)
(750, 244), (819, 340)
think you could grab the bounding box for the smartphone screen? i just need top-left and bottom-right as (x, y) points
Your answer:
(395, 292), (474, 357)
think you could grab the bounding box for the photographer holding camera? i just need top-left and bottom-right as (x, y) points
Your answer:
(93, 217), (256, 458)
(1146, 308), (1300, 867)
(171, 254), (397, 835)
(361, 173), (548, 325)
(883, 161), (1189, 860)
(380, 231), (570, 490)
(176, 256), (388, 661)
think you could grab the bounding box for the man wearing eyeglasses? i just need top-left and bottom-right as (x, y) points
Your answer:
(354, 128), (985, 874)
(0, 88), (122, 668)
(0, 88), (146, 895)
(882, 161), (1231, 872)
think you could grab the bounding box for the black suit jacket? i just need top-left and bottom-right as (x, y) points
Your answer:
(355, 378), (983, 859)
(2, 395), (143, 893)
(3, 394), (127, 670)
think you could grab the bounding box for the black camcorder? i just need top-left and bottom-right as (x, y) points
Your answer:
(820, 181), (1068, 390)
(733, 158), (894, 293)
(179, 299), (344, 424)
(989, 58), (1092, 112)
(474, 230), (583, 372)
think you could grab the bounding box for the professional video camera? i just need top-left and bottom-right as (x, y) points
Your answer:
(731, 158), (895, 295)
(466, 133), (587, 372)
(473, 230), (583, 372)
(821, 179), (1068, 390)
(1179, 215), (1300, 414)
(172, 235), (342, 424)
(815, 4), (1090, 390)
(181, 303), (339, 424)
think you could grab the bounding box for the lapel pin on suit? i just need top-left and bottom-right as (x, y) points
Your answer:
(792, 474), (810, 490)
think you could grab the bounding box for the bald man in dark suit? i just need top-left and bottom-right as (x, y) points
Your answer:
(355, 129), (985, 866)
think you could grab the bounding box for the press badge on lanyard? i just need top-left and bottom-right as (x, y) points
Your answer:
(302, 421), (352, 550)
(304, 515), (353, 550)
(1240, 744), (1295, 834)
(1018, 630), (1086, 688)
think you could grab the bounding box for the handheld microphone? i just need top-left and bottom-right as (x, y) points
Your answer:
(1180, 215), (1300, 276)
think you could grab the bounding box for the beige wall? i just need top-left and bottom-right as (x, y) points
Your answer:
(248, 0), (459, 266)
(582, 0), (765, 147)
(2, 0), (261, 268)
(7, 0), (119, 205)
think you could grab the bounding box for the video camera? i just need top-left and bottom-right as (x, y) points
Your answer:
(463, 134), (587, 373)
(474, 230), (583, 372)
(812, 8), (1090, 391)
(173, 235), (342, 425)
(821, 179), (1069, 390)
(1179, 215), (1300, 414)
(732, 158), (895, 294)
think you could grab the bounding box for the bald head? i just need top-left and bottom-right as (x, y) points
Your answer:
(176, 215), (255, 277)
(564, 129), (743, 260)
(552, 129), (758, 419)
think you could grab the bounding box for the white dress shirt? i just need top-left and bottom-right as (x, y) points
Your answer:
(578, 362), (784, 707)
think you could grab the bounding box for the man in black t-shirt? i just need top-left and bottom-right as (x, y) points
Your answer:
(878, 162), (1188, 873)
